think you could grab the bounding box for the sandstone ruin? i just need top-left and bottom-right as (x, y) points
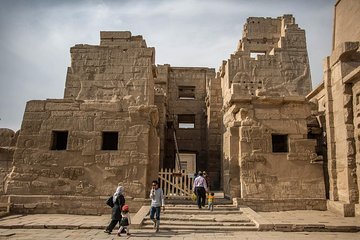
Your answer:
(307, 0), (360, 216)
(0, 0), (359, 217)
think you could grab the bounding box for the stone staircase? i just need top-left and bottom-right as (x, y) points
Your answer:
(140, 202), (258, 231)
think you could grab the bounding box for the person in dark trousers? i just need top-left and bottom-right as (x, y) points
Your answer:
(149, 180), (165, 232)
(203, 171), (210, 192)
(104, 186), (125, 234)
(193, 172), (208, 209)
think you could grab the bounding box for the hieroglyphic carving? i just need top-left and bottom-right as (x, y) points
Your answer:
(255, 62), (309, 96)
(227, 15), (311, 98)
(284, 31), (306, 49)
(76, 181), (95, 194)
(68, 132), (95, 155)
(62, 167), (84, 180)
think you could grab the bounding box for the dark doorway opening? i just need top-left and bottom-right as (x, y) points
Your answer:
(272, 134), (288, 152)
(102, 132), (118, 150)
(51, 131), (68, 150)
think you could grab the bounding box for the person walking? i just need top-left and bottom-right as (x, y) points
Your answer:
(149, 180), (165, 233)
(207, 192), (215, 211)
(117, 204), (131, 236)
(104, 186), (125, 234)
(193, 171), (208, 209)
(203, 171), (210, 192)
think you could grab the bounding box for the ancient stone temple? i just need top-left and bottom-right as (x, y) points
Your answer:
(216, 15), (325, 211)
(154, 66), (220, 189)
(3, 32), (160, 214)
(1, 5), (358, 216)
(308, 0), (360, 216)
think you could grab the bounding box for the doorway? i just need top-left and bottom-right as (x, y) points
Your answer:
(177, 153), (196, 174)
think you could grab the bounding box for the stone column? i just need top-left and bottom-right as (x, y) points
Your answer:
(325, 42), (360, 216)
(228, 126), (241, 198)
(222, 124), (241, 198)
(324, 57), (339, 203)
(353, 80), (360, 216)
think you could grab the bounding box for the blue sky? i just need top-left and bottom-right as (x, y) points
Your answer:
(0, 0), (334, 130)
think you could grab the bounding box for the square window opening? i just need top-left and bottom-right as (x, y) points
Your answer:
(51, 131), (68, 150)
(179, 123), (195, 128)
(250, 51), (266, 60)
(272, 134), (288, 153)
(179, 86), (195, 99)
(178, 114), (195, 129)
(102, 132), (119, 150)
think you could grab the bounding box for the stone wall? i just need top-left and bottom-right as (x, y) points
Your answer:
(163, 67), (215, 175)
(308, 0), (360, 216)
(333, 0), (360, 50)
(154, 64), (170, 169)
(154, 64), (170, 170)
(206, 73), (223, 190)
(222, 15), (311, 98)
(4, 32), (159, 214)
(236, 198), (326, 212)
(320, 43), (360, 216)
(4, 100), (159, 214)
(243, 99), (323, 198)
(219, 15), (325, 210)
(154, 65), (222, 189)
(0, 129), (17, 196)
(221, 97), (325, 210)
(64, 31), (155, 107)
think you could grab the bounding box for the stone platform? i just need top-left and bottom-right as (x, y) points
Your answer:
(0, 209), (358, 233)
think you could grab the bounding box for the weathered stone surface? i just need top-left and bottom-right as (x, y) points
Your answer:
(100, 31), (131, 40)
(226, 15), (312, 98)
(220, 15), (325, 208)
(2, 32), (160, 215)
(65, 32), (155, 107)
(62, 167), (84, 180)
(2, 5), (358, 216)
(0, 129), (16, 147)
(307, 0), (360, 216)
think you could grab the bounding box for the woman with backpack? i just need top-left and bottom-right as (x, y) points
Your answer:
(104, 185), (125, 234)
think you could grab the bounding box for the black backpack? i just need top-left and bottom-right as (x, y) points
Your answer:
(106, 196), (114, 208)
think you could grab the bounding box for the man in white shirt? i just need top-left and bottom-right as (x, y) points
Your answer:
(193, 172), (208, 209)
(149, 180), (165, 232)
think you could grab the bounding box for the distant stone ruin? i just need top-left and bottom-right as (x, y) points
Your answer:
(217, 15), (324, 211)
(225, 15), (312, 97)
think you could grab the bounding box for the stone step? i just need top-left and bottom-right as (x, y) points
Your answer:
(161, 209), (242, 215)
(142, 219), (256, 227)
(165, 204), (236, 208)
(165, 206), (239, 211)
(141, 224), (258, 231)
(144, 214), (251, 222)
(166, 199), (233, 205)
(136, 204), (258, 231)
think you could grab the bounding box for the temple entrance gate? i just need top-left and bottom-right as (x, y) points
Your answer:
(158, 168), (194, 199)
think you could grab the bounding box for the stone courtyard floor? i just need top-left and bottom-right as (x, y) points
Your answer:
(0, 210), (358, 239)
(0, 229), (360, 240)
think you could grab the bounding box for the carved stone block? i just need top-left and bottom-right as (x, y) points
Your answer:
(62, 167), (84, 180)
